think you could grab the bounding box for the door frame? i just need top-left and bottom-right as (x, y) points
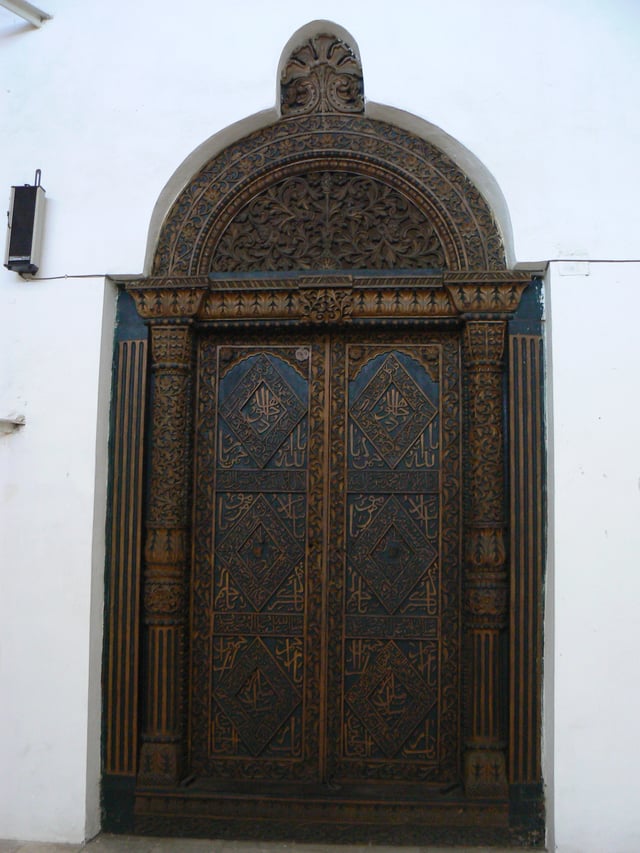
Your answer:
(102, 268), (545, 844)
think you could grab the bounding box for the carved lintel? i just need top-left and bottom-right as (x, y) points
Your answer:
(126, 281), (207, 321)
(281, 33), (364, 116)
(123, 276), (210, 290)
(199, 283), (456, 323)
(138, 741), (183, 786)
(445, 272), (530, 315)
(464, 749), (508, 798)
(445, 270), (531, 283)
(120, 274), (531, 326)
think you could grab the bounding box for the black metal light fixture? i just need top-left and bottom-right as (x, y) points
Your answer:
(4, 169), (46, 275)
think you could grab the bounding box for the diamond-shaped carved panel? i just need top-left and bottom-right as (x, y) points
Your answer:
(346, 642), (435, 758)
(220, 353), (306, 467)
(349, 496), (436, 613)
(350, 353), (436, 468)
(214, 638), (301, 756)
(217, 494), (303, 609)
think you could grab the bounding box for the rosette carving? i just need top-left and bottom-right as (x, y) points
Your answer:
(464, 577), (509, 629)
(144, 581), (185, 620)
(298, 287), (352, 323)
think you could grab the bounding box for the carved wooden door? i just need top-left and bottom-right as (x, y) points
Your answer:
(103, 26), (545, 837)
(189, 329), (462, 795)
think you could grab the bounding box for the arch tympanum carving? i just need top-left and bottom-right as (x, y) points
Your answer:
(152, 119), (507, 276)
(106, 25), (543, 846)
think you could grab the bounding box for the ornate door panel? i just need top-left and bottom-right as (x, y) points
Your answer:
(190, 331), (462, 794)
(326, 336), (461, 788)
(191, 339), (327, 782)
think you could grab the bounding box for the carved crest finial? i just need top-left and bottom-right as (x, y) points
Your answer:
(281, 33), (364, 116)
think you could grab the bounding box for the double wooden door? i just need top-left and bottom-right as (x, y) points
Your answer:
(189, 328), (463, 795)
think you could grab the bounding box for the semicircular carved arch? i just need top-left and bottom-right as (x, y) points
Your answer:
(152, 114), (507, 275)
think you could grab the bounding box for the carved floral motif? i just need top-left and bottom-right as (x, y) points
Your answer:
(446, 282), (529, 314)
(464, 749), (508, 797)
(147, 373), (191, 527)
(144, 527), (187, 565)
(130, 287), (205, 320)
(144, 581), (185, 618)
(211, 172), (445, 272)
(464, 579), (509, 629)
(281, 34), (364, 116)
(298, 287), (353, 323)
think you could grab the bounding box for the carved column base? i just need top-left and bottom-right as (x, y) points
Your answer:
(138, 741), (183, 786)
(464, 749), (508, 798)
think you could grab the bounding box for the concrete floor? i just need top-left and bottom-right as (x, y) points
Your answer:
(0, 837), (537, 853)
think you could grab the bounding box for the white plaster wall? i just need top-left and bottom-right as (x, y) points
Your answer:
(0, 275), (110, 842)
(0, 0), (639, 847)
(548, 262), (640, 853)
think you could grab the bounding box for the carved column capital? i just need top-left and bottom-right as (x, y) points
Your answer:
(464, 573), (509, 630)
(150, 324), (193, 369)
(143, 578), (186, 625)
(125, 279), (207, 321)
(444, 271), (530, 316)
(463, 320), (506, 368)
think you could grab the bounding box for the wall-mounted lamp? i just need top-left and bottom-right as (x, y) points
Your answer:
(4, 169), (46, 275)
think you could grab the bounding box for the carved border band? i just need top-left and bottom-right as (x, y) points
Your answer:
(104, 339), (148, 776)
(508, 334), (545, 784)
